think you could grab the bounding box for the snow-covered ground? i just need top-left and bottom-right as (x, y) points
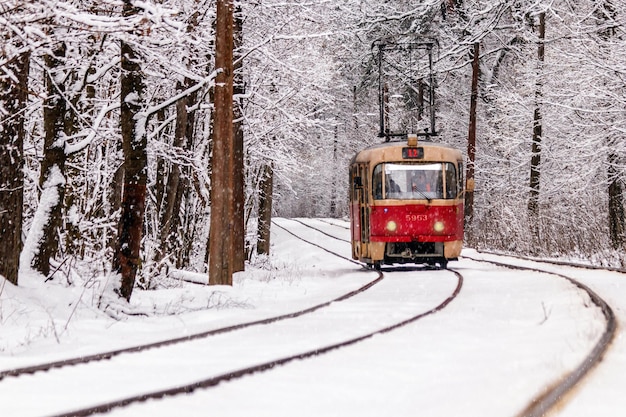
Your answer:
(0, 218), (624, 416)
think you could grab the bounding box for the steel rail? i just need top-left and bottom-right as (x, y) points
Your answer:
(463, 254), (617, 417)
(50, 269), (463, 417)
(284, 217), (352, 243)
(317, 218), (351, 230)
(0, 221), (382, 381)
(476, 249), (626, 274)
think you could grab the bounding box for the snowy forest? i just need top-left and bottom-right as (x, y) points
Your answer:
(1, 0), (625, 299)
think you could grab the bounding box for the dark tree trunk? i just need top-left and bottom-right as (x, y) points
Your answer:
(115, 0), (148, 300)
(528, 12), (545, 241)
(64, 53), (95, 257)
(156, 83), (188, 263)
(108, 163), (125, 252)
(31, 41), (68, 276)
(208, 0), (235, 286)
(608, 153), (625, 249)
(154, 106), (168, 218)
(179, 86), (199, 268)
(158, 79), (199, 268)
(465, 42), (479, 240)
(330, 126), (338, 217)
(257, 164), (274, 256)
(0, 51), (29, 285)
(597, 1), (624, 249)
(232, 5), (245, 273)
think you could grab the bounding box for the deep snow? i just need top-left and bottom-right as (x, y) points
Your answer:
(0, 218), (624, 416)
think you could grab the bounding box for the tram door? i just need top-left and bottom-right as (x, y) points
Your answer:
(350, 163), (370, 259)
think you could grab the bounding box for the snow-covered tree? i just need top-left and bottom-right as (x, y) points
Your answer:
(0, 1), (33, 285)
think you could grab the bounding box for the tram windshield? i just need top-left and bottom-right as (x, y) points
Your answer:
(373, 162), (458, 200)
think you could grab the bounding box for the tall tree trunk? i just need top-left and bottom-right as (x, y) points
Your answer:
(597, 1), (624, 249)
(156, 82), (188, 263)
(0, 50), (29, 285)
(154, 106), (168, 222)
(257, 163), (274, 255)
(64, 44), (96, 258)
(115, 0), (148, 300)
(208, 0), (235, 286)
(465, 42), (479, 242)
(528, 12), (545, 243)
(232, 5), (245, 273)
(179, 86), (199, 268)
(330, 125), (338, 217)
(29, 41), (68, 276)
(108, 163), (125, 252)
(608, 153), (625, 248)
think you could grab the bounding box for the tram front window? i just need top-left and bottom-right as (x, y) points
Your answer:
(373, 163), (457, 200)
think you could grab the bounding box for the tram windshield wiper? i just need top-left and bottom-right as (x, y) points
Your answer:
(413, 190), (432, 202)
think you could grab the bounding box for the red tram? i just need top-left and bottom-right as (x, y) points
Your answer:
(349, 134), (464, 269)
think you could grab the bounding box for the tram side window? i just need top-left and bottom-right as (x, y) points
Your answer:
(373, 164), (383, 200)
(373, 164), (403, 199)
(445, 163), (457, 199)
(458, 162), (464, 195)
(351, 166), (366, 202)
(386, 170), (404, 199)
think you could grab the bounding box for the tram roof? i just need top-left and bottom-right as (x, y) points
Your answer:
(350, 138), (462, 165)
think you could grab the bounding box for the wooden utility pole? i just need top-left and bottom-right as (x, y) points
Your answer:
(209, 0), (235, 286)
(465, 42), (479, 235)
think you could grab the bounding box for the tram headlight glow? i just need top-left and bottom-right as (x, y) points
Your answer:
(386, 220), (397, 232)
(433, 221), (445, 233)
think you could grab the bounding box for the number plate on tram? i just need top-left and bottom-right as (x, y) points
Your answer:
(402, 147), (424, 159)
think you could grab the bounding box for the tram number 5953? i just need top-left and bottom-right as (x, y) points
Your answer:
(406, 214), (428, 222)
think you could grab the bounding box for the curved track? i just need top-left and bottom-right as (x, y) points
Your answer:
(0, 268), (381, 381)
(297, 220), (617, 417)
(0, 219), (375, 382)
(462, 253), (616, 417)
(1, 219), (464, 417)
(477, 249), (626, 274)
(4, 219), (612, 417)
(51, 274), (463, 417)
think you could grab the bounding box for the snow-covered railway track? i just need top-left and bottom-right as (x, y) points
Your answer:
(463, 253), (616, 417)
(292, 219), (616, 416)
(477, 249), (626, 274)
(0, 219), (370, 383)
(286, 217), (352, 242)
(0, 270), (381, 383)
(1, 219), (464, 417)
(48, 272), (463, 417)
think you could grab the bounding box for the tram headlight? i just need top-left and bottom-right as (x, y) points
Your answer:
(433, 221), (445, 233)
(386, 220), (397, 232)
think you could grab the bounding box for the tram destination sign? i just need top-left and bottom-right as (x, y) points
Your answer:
(402, 147), (424, 159)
